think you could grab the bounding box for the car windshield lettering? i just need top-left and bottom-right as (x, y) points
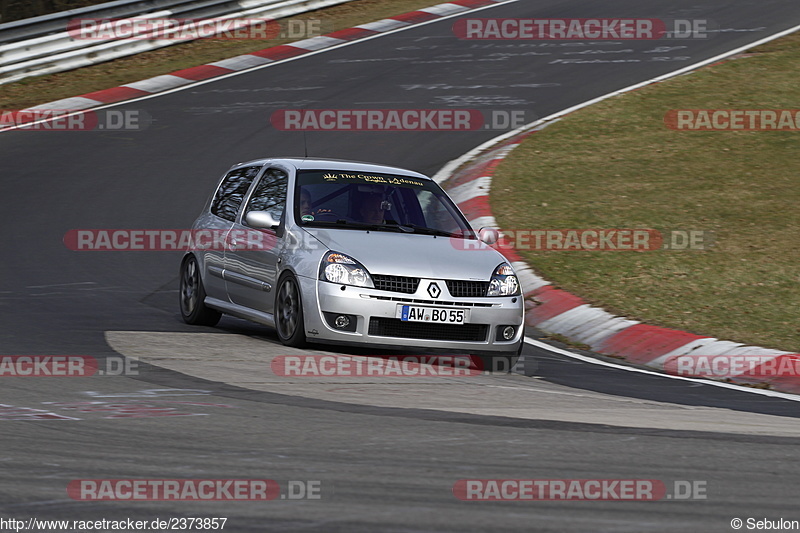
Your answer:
(296, 170), (471, 236)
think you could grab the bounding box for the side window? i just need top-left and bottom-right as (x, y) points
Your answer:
(244, 168), (288, 224)
(210, 166), (261, 222)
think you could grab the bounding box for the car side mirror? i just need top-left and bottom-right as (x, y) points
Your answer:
(245, 211), (280, 229)
(478, 227), (499, 244)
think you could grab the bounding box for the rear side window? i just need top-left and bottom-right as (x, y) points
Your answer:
(210, 165), (262, 222)
(244, 168), (288, 223)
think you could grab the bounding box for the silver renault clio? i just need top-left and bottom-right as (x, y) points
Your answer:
(179, 158), (524, 369)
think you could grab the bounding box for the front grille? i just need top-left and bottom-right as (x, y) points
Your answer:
(446, 280), (489, 298)
(369, 317), (488, 342)
(368, 295), (494, 308)
(373, 275), (420, 294)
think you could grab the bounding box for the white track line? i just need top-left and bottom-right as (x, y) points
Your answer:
(0, 0), (520, 132)
(435, 21), (800, 402)
(524, 337), (800, 402)
(432, 22), (800, 182)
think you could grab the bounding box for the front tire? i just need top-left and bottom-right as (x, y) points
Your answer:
(179, 255), (222, 326)
(275, 273), (306, 347)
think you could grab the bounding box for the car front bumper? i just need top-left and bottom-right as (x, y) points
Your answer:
(300, 277), (525, 355)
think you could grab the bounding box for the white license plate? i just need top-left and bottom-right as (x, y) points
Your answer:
(397, 305), (468, 324)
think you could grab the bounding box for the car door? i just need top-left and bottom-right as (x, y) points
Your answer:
(223, 166), (288, 314)
(200, 164), (262, 299)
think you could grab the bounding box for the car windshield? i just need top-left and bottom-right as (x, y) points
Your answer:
(295, 169), (472, 237)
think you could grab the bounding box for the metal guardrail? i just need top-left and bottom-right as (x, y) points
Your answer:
(0, 0), (206, 44)
(0, 0), (354, 85)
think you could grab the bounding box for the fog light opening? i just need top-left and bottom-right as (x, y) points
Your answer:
(502, 326), (515, 340)
(334, 315), (351, 329)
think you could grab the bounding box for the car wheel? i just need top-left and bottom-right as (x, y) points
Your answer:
(275, 272), (306, 347)
(179, 255), (222, 326)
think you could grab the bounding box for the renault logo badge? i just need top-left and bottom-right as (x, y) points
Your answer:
(427, 282), (441, 299)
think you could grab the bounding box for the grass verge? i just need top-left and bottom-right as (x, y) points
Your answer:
(1, 0), (445, 110)
(492, 33), (800, 352)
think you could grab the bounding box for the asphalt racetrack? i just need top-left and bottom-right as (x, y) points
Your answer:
(1, 0), (800, 531)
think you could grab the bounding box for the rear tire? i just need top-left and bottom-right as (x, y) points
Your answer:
(275, 272), (306, 347)
(179, 255), (222, 326)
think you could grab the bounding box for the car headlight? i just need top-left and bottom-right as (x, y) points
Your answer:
(487, 263), (520, 296)
(319, 251), (374, 288)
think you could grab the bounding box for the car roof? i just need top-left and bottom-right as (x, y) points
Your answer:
(229, 157), (432, 181)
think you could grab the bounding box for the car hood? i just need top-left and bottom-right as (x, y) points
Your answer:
(303, 227), (506, 280)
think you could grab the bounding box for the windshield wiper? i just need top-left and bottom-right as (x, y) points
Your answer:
(334, 220), (407, 232)
(390, 223), (457, 237)
(309, 219), (455, 236)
